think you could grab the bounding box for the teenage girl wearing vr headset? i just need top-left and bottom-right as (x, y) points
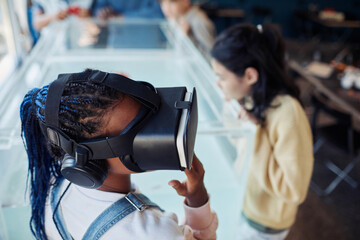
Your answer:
(20, 69), (217, 240)
(211, 24), (314, 240)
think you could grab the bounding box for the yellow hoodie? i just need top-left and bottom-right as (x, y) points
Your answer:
(235, 94), (314, 229)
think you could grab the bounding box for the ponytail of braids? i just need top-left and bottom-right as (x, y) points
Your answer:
(20, 86), (62, 240)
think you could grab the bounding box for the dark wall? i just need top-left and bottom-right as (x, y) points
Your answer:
(197, 0), (360, 39)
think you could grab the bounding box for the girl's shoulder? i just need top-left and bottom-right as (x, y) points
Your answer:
(103, 208), (189, 240)
(269, 94), (302, 115)
(266, 94), (306, 126)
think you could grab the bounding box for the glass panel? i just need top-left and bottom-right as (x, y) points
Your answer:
(68, 19), (168, 50)
(0, 204), (9, 240)
(0, 0), (18, 86)
(1, 205), (34, 239)
(0, 3), (8, 61)
(0, 18), (256, 239)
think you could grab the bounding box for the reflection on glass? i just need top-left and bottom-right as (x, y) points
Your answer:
(69, 19), (168, 49)
(0, 35), (7, 61)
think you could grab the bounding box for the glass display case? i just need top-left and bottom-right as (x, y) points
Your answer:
(0, 17), (256, 239)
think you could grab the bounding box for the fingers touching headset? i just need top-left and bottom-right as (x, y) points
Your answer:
(168, 154), (209, 208)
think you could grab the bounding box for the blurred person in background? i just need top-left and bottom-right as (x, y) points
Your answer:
(158, 0), (215, 60)
(30, 0), (91, 42)
(211, 23), (314, 240)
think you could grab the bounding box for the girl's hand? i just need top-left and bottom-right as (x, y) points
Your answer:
(56, 10), (68, 20)
(177, 17), (191, 35)
(168, 154), (208, 208)
(238, 105), (258, 125)
(78, 8), (91, 18)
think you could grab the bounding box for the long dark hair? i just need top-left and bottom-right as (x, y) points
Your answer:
(211, 23), (300, 124)
(20, 70), (123, 240)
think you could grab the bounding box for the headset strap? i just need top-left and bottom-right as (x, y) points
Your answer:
(45, 74), (71, 128)
(39, 104), (151, 159)
(88, 70), (160, 112)
(45, 70), (160, 131)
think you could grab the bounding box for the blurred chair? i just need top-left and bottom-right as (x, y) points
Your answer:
(310, 91), (360, 196)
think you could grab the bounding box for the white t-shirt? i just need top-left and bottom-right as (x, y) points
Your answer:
(45, 181), (218, 240)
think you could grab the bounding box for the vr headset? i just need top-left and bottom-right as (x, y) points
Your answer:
(40, 70), (198, 188)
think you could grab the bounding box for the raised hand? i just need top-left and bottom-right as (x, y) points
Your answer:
(168, 154), (208, 208)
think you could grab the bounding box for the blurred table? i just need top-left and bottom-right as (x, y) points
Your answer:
(287, 40), (360, 124)
(305, 12), (360, 28)
(289, 60), (360, 123)
(295, 10), (360, 42)
(195, 3), (245, 28)
(216, 9), (244, 18)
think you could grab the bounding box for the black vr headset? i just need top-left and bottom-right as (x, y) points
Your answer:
(40, 70), (198, 189)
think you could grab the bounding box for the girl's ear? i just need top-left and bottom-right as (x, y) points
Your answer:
(244, 67), (259, 86)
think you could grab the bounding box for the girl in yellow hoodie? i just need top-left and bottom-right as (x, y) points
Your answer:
(210, 24), (314, 240)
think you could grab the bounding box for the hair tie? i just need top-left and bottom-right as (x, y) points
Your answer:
(257, 24), (263, 34)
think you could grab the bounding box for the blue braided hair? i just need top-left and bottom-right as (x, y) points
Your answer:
(20, 70), (123, 240)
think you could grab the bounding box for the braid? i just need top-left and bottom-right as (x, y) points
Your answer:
(21, 86), (61, 240)
(20, 72), (123, 240)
